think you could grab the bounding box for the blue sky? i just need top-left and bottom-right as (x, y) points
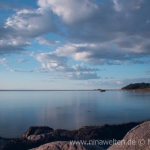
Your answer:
(0, 0), (150, 90)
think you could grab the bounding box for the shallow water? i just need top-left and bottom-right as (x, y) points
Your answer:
(0, 90), (150, 138)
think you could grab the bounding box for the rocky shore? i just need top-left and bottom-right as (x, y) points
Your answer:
(122, 88), (150, 92)
(0, 121), (142, 150)
(132, 88), (150, 92)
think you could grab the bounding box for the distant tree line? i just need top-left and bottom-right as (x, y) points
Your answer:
(122, 82), (150, 89)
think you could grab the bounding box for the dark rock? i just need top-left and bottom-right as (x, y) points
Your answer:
(0, 140), (6, 146)
(0, 121), (143, 150)
(23, 126), (54, 138)
(54, 122), (141, 141)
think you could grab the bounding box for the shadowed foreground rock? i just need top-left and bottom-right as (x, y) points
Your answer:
(0, 122), (143, 150)
(31, 141), (105, 150)
(23, 126), (54, 138)
(108, 121), (150, 150)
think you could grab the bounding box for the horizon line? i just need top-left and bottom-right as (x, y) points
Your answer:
(0, 89), (120, 91)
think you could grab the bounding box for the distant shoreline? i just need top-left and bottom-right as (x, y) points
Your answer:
(121, 83), (150, 92)
(122, 88), (150, 92)
(0, 89), (119, 91)
(0, 90), (95, 91)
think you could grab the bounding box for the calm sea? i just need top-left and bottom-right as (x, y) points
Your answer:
(0, 90), (150, 138)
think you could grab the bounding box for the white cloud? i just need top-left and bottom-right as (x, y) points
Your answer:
(35, 52), (69, 72)
(1, 0), (150, 79)
(35, 52), (99, 80)
(72, 63), (98, 72)
(65, 72), (99, 80)
(52, 42), (150, 65)
(1, 0), (150, 64)
(55, 44), (77, 57)
(37, 37), (61, 46)
(0, 4), (58, 55)
(0, 39), (30, 54)
(37, 0), (98, 24)
(4, 8), (57, 38)
(53, 0), (150, 65)
(8, 68), (33, 73)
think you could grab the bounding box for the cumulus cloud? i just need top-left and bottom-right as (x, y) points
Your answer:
(46, 0), (150, 65)
(35, 52), (69, 72)
(1, 0), (150, 64)
(1, 0), (150, 84)
(35, 52), (98, 72)
(35, 52), (99, 79)
(53, 43), (150, 65)
(0, 39), (30, 55)
(0, 6), (57, 55)
(37, 0), (98, 24)
(4, 8), (57, 38)
(64, 0), (150, 41)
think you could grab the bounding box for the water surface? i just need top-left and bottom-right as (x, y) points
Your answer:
(0, 90), (150, 138)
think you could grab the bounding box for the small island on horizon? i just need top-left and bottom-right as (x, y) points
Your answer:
(121, 82), (150, 92)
